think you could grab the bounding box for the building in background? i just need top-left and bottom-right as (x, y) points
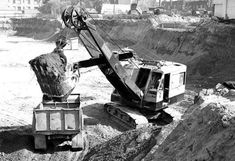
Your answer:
(213, 0), (235, 19)
(9, 0), (42, 11)
(118, 0), (131, 5)
(138, 0), (159, 11)
(101, 3), (130, 14)
(161, 0), (213, 11)
(0, 0), (42, 17)
(0, 0), (9, 11)
(101, 0), (132, 14)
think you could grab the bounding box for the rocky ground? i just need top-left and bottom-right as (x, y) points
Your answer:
(0, 14), (235, 161)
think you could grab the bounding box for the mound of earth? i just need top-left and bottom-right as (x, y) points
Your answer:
(83, 126), (161, 161)
(144, 93), (235, 161)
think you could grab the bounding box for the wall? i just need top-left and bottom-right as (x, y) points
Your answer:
(213, 0), (224, 17)
(101, 4), (130, 15)
(118, 0), (131, 4)
(0, 0), (42, 18)
(213, 0), (235, 19)
(0, 0), (9, 10)
(162, 0), (212, 11)
(6, 0), (42, 11)
(227, 0), (235, 19)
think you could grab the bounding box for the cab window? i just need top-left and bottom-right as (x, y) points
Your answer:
(148, 72), (162, 93)
(136, 68), (151, 90)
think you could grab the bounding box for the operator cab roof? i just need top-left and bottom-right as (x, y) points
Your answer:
(128, 59), (187, 74)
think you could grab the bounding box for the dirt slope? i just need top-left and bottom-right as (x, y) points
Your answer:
(11, 16), (235, 86)
(83, 126), (161, 161)
(144, 93), (235, 161)
(97, 17), (235, 87)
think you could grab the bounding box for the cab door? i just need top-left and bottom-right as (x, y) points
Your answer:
(144, 72), (163, 103)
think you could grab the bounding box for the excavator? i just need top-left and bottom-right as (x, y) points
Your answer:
(61, 6), (187, 129)
(32, 6), (186, 150)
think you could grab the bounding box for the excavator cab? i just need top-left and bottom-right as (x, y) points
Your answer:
(111, 66), (164, 110)
(111, 62), (186, 113)
(141, 70), (164, 105)
(129, 67), (165, 111)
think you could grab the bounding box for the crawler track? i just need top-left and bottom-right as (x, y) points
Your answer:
(104, 102), (148, 129)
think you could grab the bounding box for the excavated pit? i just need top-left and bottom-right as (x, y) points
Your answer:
(1, 15), (235, 161)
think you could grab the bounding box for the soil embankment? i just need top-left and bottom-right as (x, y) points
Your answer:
(96, 17), (235, 87)
(10, 18), (62, 40)
(144, 92), (235, 161)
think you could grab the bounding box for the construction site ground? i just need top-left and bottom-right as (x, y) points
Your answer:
(0, 15), (235, 161)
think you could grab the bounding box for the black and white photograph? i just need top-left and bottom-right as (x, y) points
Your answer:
(0, 0), (235, 160)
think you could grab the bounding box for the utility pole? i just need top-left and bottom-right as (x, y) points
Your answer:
(170, 0), (172, 10)
(182, 0), (185, 10)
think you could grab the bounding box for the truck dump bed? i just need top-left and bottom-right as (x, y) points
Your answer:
(33, 94), (82, 135)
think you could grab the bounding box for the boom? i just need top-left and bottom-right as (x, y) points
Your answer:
(62, 7), (143, 102)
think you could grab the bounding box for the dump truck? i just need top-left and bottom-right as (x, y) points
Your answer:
(32, 94), (83, 150)
(29, 37), (83, 151)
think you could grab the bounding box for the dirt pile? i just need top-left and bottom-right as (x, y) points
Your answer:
(29, 51), (78, 100)
(144, 92), (235, 161)
(83, 125), (161, 161)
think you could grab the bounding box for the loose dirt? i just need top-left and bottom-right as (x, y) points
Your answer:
(143, 93), (235, 161)
(29, 50), (78, 100)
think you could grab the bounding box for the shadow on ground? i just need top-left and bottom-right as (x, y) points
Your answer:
(0, 125), (34, 154)
(83, 103), (134, 132)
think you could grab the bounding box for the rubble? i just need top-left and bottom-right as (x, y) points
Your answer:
(194, 82), (235, 103)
